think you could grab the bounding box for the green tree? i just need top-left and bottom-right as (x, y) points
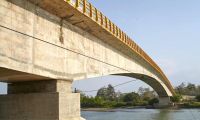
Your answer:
(170, 94), (182, 103)
(96, 87), (107, 100)
(138, 87), (157, 101)
(148, 98), (159, 105)
(187, 83), (196, 90)
(196, 95), (200, 102)
(175, 82), (186, 94)
(96, 84), (116, 101)
(107, 84), (116, 101)
(123, 92), (140, 103)
(198, 86), (200, 93)
(186, 83), (196, 96)
(175, 83), (199, 96)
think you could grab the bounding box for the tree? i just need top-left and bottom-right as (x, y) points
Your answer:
(175, 82), (186, 94)
(123, 92), (140, 103)
(148, 98), (159, 105)
(175, 83), (199, 96)
(170, 94), (182, 103)
(107, 84), (116, 101)
(138, 87), (157, 101)
(96, 84), (116, 101)
(96, 87), (107, 100)
(198, 86), (200, 93)
(186, 83), (196, 96)
(196, 95), (200, 102)
(187, 83), (196, 90)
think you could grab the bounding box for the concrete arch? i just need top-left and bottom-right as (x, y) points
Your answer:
(76, 72), (173, 97)
(114, 73), (172, 97)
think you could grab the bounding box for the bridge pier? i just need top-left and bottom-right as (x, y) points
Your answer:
(0, 80), (84, 120)
(157, 97), (172, 108)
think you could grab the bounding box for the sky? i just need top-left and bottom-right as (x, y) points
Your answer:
(1, 0), (200, 95)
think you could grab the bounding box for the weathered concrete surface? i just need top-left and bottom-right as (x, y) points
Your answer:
(7, 79), (72, 94)
(0, 0), (173, 97)
(0, 80), (82, 120)
(159, 97), (171, 106)
(157, 97), (172, 108)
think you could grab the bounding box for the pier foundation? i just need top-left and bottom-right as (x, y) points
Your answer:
(0, 80), (84, 120)
(157, 97), (172, 108)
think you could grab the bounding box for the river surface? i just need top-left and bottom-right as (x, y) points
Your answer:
(82, 109), (200, 120)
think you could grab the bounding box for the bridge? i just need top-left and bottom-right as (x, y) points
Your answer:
(0, 0), (175, 120)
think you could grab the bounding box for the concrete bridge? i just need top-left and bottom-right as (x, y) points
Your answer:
(0, 0), (175, 120)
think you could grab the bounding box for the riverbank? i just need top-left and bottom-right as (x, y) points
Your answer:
(178, 102), (200, 108)
(82, 106), (146, 112)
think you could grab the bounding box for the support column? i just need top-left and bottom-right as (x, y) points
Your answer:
(0, 80), (84, 120)
(158, 97), (172, 108)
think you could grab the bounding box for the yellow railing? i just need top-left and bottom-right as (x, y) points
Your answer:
(65, 0), (174, 93)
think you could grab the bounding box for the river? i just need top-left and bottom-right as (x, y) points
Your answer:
(82, 109), (200, 120)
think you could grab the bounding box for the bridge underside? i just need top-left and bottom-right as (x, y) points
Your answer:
(0, 67), (50, 82)
(0, 67), (170, 97)
(115, 73), (170, 97)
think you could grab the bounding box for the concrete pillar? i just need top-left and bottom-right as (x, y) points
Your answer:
(0, 80), (84, 120)
(158, 97), (171, 108)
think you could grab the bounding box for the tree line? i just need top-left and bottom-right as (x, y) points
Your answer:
(76, 82), (200, 108)
(175, 82), (200, 96)
(79, 84), (158, 108)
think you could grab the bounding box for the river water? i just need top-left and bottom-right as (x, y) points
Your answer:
(82, 109), (200, 120)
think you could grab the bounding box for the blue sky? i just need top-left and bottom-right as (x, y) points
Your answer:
(1, 0), (200, 95)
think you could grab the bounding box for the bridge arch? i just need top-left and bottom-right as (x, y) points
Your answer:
(75, 72), (173, 97)
(114, 73), (172, 97)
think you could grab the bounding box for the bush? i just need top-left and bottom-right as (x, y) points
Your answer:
(112, 102), (126, 108)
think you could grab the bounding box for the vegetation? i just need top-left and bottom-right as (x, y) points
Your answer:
(96, 84), (116, 101)
(170, 94), (182, 103)
(196, 95), (200, 102)
(174, 83), (200, 108)
(183, 102), (200, 108)
(175, 83), (200, 96)
(79, 84), (158, 108)
(77, 82), (200, 109)
(148, 98), (159, 105)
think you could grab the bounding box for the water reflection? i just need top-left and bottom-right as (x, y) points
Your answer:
(82, 109), (200, 120)
(153, 109), (170, 120)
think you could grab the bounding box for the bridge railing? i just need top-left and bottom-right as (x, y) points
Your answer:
(65, 0), (173, 92)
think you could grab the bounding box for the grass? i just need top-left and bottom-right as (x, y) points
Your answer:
(183, 102), (200, 108)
